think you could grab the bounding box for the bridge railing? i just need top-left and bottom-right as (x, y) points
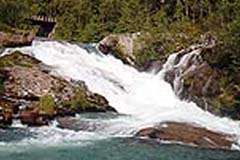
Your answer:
(30, 15), (57, 23)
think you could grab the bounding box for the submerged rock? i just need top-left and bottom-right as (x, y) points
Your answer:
(136, 122), (235, 150)
(0, 51), (116, 127)
(57, 116), (107, 132)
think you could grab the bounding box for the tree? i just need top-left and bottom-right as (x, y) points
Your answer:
(0, 0), (31, 28)
(98, 0), (122, 35)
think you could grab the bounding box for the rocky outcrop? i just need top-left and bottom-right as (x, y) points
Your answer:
(139, 58), (166, 73)
(98, 33), (160, 66)
(98, 33), (138, 65)
(0, 51), (116, 127)
(136, 122), (235, 150)
(162, 41), (240, 119)
(0, 31), (35, 47)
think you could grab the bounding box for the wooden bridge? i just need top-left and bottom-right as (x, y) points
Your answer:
(29, 15), (57, 24)
(27, 15), (57, 38)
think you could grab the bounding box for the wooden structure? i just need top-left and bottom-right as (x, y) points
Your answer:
(28, 15), (57, 37)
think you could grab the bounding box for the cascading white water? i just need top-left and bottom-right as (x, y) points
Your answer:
(2, 40), (240, 148)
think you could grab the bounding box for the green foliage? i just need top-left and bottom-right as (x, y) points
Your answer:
(0, 0), (34, 29)
(39, 95), (56, 116)
(0, 51), (36, 68)
(66, 88), (93, 110)
(72, 89), (89, 109)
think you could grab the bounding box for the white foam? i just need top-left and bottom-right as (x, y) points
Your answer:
(2, 40), (240, 147)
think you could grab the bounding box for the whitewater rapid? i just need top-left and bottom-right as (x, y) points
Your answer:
(2, 40), (240, 148)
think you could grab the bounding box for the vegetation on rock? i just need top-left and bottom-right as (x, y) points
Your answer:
(0, 51), (114, 126)
(0, 51), (39, 68)
(39, 95), (56, 116)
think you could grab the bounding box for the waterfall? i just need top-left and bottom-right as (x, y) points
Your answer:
(3, 40), (240, 147)
(160, 48), (203, 97)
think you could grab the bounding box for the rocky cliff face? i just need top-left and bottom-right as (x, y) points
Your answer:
(0, 51), (116, 127)
(162, 43), (240, 119)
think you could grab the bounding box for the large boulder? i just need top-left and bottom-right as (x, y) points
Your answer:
(0, 51), (116, 127)
(0, 31), (35, 47)
(98, 33), (156, 66)
(136, 122), (235, 150)
(162, 41), (240, 119)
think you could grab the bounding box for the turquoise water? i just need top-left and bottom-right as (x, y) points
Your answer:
(0, 113), (239, 160)
(0, 137), (240, 160)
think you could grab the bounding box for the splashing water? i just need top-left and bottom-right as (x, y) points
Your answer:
(2, 40), (240, 148)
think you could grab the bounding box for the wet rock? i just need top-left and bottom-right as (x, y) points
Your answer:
(0, 31), (35, 47)
(162, 43), (240, 119)
(19, 107), (49, 126)
(136, 122), (235, 150)
(0, 99), (13, 127)
(57, 116), (107, 132)
(0, 51), (116, 127)
(86, 93), (117, 112)
(139, 59), (165, 73)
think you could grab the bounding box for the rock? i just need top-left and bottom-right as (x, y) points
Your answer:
(136, 122), (235, 150)
(179, 62), (221, 99)
(0, 31), (35, 47)
(86, 93), (117, 112)
(57, 116), (107, 132)
(162, 43), (240, 118)
(0, 99), (13, 127)
(139, 59), (165, 73)
(98, 33), (152, 66)
(19, 107), (49, 126)
(0, 51), (116, 127)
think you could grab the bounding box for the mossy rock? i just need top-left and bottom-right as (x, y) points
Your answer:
(0, 51), (40, 69)
(70, 88), (93, 110)
(39, 95), (56, 116)
(60, 87), (112, 113)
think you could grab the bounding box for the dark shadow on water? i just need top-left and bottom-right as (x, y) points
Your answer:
(0, 128), (37, 142)
(0, 137), (239, 160)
